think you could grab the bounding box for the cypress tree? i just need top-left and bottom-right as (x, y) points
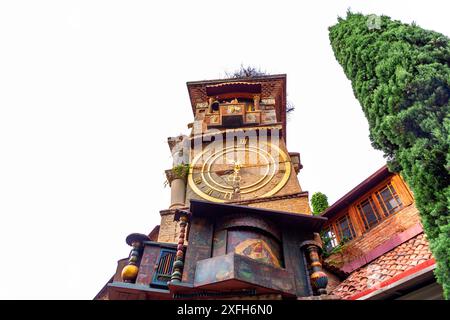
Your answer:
(329, 12), (450, 298)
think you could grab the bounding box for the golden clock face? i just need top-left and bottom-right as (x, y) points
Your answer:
(188, 140), (291, 202)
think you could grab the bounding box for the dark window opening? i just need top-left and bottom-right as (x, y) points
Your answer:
(336, 214), (356, 242)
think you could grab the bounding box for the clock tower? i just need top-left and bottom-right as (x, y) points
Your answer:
(97, 74), (333, 300)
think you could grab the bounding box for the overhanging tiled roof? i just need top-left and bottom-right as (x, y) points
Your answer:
(331, 233), (433, 299)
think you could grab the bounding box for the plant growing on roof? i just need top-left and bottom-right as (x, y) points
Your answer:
(224, 64), (295, 113)
(164, 163), (190, 187)
(172, 163), (190, 179)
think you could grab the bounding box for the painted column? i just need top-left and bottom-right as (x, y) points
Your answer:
(121, 233), (149, 283)
(306, 244), (328, 295)
(253, 94), (260, 110)
(170, 211), (189, 283)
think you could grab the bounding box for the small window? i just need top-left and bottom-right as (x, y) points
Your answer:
(151, 248), (176, 288)
(357, 197), (382, 230)
(336, 214), (356, 242)
(376, 183), (403, 217)
(323, 227), (338, 252)
(211, 101), (220, 113)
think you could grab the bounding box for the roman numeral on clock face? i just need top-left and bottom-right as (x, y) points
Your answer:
(223, 192), (232, 200)
(205, 188), (214, 196)
(194, 177), (202, 185)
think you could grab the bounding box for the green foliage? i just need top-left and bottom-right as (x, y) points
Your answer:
(164, 163), (190, 187)
(321, 231), (349, 259)
(173, 163), (190, 179)
(329, 12), (450, 298)
(311, 192), (329, 215)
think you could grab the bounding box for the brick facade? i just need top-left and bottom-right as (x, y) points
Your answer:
(248, 195), (311, 214)
(157, 210), (182, 243)
(325, 202), (422, 269)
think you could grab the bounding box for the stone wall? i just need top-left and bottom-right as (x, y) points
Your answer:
(157, 210), (182, 244)
(248, 196), (311, 214)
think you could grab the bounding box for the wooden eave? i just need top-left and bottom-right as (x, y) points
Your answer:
(321, 165), (391, 220)
(187, 199), (327, 232)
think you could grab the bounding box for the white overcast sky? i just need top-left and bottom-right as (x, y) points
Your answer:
(0, 1), (448, 299)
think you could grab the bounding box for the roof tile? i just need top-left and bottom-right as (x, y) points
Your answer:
(331, 233), (432, 299)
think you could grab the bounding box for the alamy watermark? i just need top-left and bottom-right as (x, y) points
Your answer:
(367, 14), (382, 30)
(168, 122), (283, 167)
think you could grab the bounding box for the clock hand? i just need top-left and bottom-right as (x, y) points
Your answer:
(234, 162), (270, 169)
(214, 166), (242, 189)
(216, 172), (234, 187)
(231, 171), (241, 199)
(215, 168), (235, 176)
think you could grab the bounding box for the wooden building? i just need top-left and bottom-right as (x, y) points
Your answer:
(322, 166), (443, 300)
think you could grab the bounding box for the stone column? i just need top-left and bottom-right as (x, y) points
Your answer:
(165, 169), (187, 209)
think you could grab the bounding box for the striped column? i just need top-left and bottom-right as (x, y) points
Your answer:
(170, 212), (189, 283)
